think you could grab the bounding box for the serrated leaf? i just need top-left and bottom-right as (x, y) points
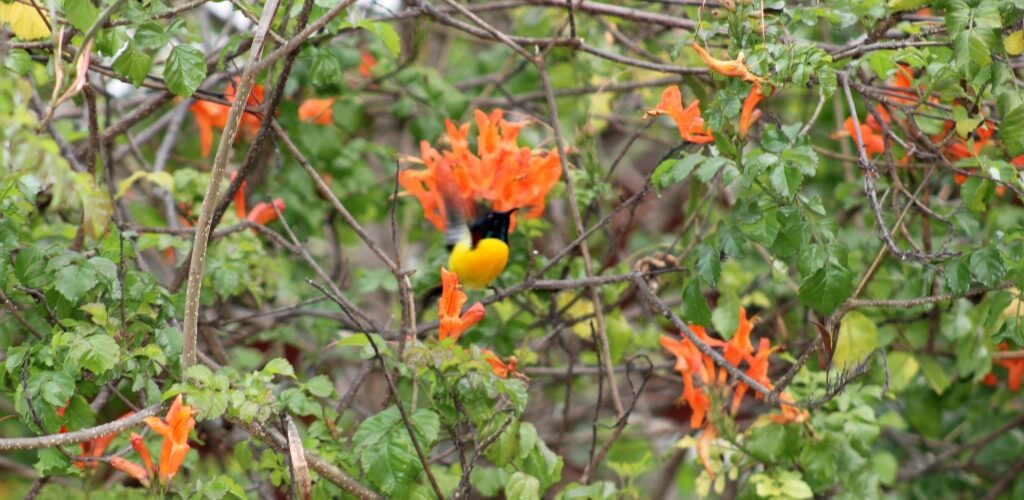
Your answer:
(506, 472), (541, 500)
(1001, 105), (1024, 156)
(969, 247), (1005, 287)
(305, 375), (335, 398)
(653, 155), (702, 189)
(681, 278), (711, 327)
(64, 0), (98, 32)
(263, 358), (296, 378)
(798, 262), (853, 315)
(945, 258), (972, 295)
(68, 334), (120, 374)
(696, 244), (720, 286)
(960, 176), (993, 213)
(112, 41), (152, 87)
(55, 264), (98, 302)
(817, 68), (837, 98)
(310, 48), (342, 87)
(164, 45), (207, 97)
(769, 164), (802, 198)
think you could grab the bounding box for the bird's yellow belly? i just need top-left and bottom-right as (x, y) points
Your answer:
(448, 238), (509, 289)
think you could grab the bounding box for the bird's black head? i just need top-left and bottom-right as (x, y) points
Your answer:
(470, 208), (517, 245)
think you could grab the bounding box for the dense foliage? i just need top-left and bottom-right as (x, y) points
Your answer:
(2, 0), (1024, 498)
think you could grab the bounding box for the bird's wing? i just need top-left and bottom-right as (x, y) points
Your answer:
(435, 162), (471, 248)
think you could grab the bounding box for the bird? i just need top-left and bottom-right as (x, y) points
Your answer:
(437, 164), (516, 289)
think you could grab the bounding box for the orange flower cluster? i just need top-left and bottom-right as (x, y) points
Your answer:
(482, 349), (519, 379)
(111, 395), (196, 487)
(230, 172), (286, 227)
(659, 308), (807, 477)
(644, 86), (714, 144)
(438, 267), (485, 342)
(298, 98), (335, 125)
(982, 343), (1024, 391)
(399, 109), (562, 231)
(647, 44), (770, 142)
(190, 79), (266, 158)
(841, 65), (916, 157)
(359, 49), (377, 78)
(55, 406), (135, 469)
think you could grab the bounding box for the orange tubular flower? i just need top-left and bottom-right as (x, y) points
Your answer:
(400, 109), (562, 231)
(246, 198), (286, 226)
(230, 172), (247, 220)
(696, 424), (719, 480)
(723, 308), (754, 369)
(359, 49), (377, 78)
(298, 98), (335, 125)
(482, 350), (518, 379)
(74, 411), (135, 469)
(144, 394), (196, 485)
(438, 267), (485, 342)
(844, 116), (886, 156)
(191, 78), (266, 157)
(692, 43), (763, 84)
(731, 338), (777, 413)
(111, 456), (151, 487)
(645, 86), (715, 144)
(131, 433), (155, 478)
(769, 392), (809, 424)
(985, 343), (1024, 391)
(740, 82), (767, 137)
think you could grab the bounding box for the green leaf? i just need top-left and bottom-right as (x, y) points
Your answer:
(310, 48), (342, 87)
(506, 472), (541, 500)
(112, 40), (152, 87)
(31, 371), (75, 407)
(832, 311), (879, 371)
(944, 258), (971, 295)
(1001, 105), (1024, 156)
(798, 262), (854, 315)
(64, 0), (99, 32)
(681, 278), (711, 327)
(164, 45), (207, 97)
(55, 264), (99, 302)
(969, 247), (1005, 287)
(35, 447), (71, 476)
(817, 68), (837, 98)
(74, 172), (113, 239)
(770, 164), (802, 198)
(305, 375), (335, 398)
(696, 244), (721, 286)
(263, 358), (296, 378)
(739, 208), (780, 247)
(918, 356), (952, 395)
(484, 417), (520, 467)
(353, 407), (440, 494)
(68, 334), (120, 375)
(960, 176), (993, 213)
(4, 48), (33, 75)
(362, 21), (401, 58)
(652, 155), (702, 190)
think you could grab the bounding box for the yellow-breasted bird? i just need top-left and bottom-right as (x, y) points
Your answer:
(436, 163), (516, 289)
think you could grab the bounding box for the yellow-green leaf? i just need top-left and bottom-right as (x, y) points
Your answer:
(0, 3), (51, 40)
(116, 171), (174, 199)
(832, 311), (879, 371)
(1004, 30), (1024, 56)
